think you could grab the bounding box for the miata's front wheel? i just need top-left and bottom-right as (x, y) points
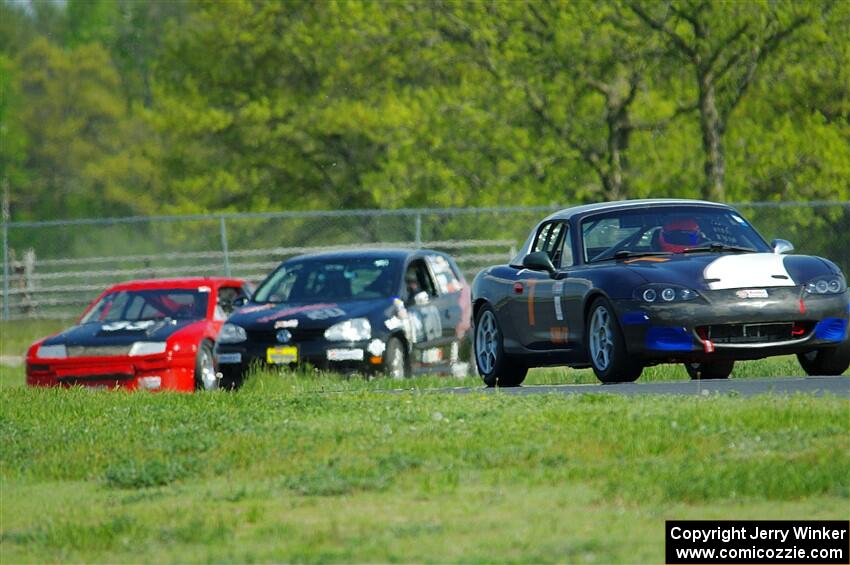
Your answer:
(797, 339), (850, 376)
(474, 304), (527, 387)
(586, 297), (642, 384)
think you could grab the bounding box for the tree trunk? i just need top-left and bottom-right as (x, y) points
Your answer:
(698, 73), (725, 201)
(606, 121), (625, 201)
(602, 98), (633, 202)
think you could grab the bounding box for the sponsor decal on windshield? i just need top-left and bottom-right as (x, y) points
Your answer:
(239, 303), (275, 314)
(257, 303), (338, 323)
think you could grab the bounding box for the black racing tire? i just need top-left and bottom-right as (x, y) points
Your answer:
(685, 360), (734, 380)
(797, 339), (850, 376)
(218, 365), (244, 390)
(384, 336), (409, 379)
(585, 296), (642, 383)
(474, 304), (527, 387)
(194, 340), (218, 391)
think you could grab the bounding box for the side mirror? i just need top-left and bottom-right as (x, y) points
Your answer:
(522, 252), (556, 275)
(232, 296), (249, 308)
(771, 239), (794, 255)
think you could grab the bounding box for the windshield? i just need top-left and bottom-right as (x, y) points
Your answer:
(581, 207), (771, 263)
(253, 257), (402, 303)
(81, 289), (210, 323)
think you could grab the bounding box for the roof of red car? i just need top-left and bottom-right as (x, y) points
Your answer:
(104, 277), (246, 292)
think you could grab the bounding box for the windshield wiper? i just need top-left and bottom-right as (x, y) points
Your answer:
(613, 250), (672, 260)
(590, 250), (672, 263)
(681, 243), (755, 254)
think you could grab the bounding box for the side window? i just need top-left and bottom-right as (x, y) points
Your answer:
(217, 286), (248, 316)
(426, 255), (462, 294)
(532, 222), (567, 264)
(404, 259), (437, 301)
(556, 225), (573, 267)
(532, 223), (554, 253)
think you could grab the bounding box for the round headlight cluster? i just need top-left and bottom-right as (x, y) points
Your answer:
(804, 276), (845, 295)
(639, 286), (698, 303)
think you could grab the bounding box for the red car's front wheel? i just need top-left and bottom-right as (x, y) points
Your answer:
(194, 340), (218, 391)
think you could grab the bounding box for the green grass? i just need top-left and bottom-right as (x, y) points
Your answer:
(0, 319), (67, 358)
(1, 366), (848, 563)
(0, 354), (823, 390)
(2, 321), (848, 562)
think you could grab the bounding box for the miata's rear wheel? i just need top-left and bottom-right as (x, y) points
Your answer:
(586, 297), (642, 384)
(685, 360), (734, 379)
(474, 304), (527, 387)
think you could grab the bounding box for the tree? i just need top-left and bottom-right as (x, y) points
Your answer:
(629, 0), (816, 201)
(13, 38), (161, 220)
(0, 54), (28, 202)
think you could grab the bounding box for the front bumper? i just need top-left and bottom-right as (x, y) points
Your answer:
(25, 354), (195, 391)
(215, 337), (389, 375)
(614, 289), (849, 362)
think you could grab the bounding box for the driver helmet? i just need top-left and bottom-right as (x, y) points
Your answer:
(658, 218), (701, 253)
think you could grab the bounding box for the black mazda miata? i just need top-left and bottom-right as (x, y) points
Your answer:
(471, 199), (849, 385)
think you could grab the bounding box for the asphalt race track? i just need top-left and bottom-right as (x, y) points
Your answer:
(425, 376), (850, 398)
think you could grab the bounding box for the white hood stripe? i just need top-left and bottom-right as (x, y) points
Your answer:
(703, 254), (796, 290)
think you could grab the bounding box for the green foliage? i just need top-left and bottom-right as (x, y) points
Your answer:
(1, 0), (847, 222)
(11, 37), (163, 220)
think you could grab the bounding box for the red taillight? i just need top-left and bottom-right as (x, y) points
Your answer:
(513, 282), (524, 294)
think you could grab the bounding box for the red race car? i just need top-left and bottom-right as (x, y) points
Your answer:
(26, 277), (250, 391)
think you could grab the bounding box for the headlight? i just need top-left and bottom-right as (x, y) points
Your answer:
(636, 285), (699, 303)
(218, 323), (247, 344)
(37, 344), (67, 359)
(324, 318), (371, 341)
(804, 276), (846, 295)
(129, 342), (167, 356)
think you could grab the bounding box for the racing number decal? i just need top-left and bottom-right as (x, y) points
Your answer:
(527, 279), (536, 326)
(553, 280), (564, 321)
(549, 327), (569, 344)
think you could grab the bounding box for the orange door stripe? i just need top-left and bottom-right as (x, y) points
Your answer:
(527, 279), (536, 326)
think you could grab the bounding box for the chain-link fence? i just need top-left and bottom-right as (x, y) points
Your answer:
(2, 201), (848, 320)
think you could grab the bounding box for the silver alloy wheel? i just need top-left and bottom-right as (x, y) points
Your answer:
(475, 310), (499, 375)
(589, 305), (613, 371)
(389, 341), (406, 379)
(199, 346), (218, 390)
